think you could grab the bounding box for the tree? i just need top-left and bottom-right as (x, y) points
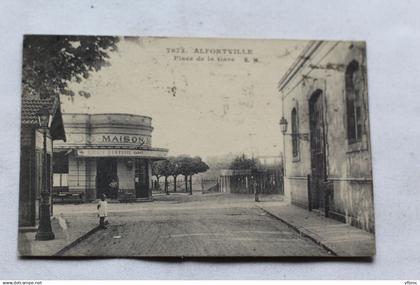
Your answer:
(152, 160), (165, 190)
(176, 155), (209, 195)
(155, 156), (209, 195)
(152, 159), (173, 195)
(177, 155), (194, 193)
(22, 35), (119, 99)
(168, 157), (181, 193)
(229, 154), (258, 170)
(191, 156), (210, 174)
(189, 156), (209, 194)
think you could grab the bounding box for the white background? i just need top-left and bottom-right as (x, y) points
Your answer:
(1, 0), (419, 280)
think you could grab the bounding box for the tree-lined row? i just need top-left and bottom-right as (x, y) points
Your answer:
(152, 155), (209, 194)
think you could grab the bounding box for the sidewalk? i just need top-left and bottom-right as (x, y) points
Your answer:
(258, 200), (375, 257)
(18, 214), (98, 256)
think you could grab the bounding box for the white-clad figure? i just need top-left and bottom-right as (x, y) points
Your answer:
(97, 194), (108, 229)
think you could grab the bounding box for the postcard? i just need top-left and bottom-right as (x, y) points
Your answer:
(18, 35), (374, 257)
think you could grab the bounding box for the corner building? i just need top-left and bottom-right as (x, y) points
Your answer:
(53, 113), (168, 201)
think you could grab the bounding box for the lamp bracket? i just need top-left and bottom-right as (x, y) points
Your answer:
(285, 133), (310, 141)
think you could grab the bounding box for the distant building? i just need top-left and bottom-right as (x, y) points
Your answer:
(20, 94), (66, 227)
(53, 113), (168, 201)
(278, 41), (374, 232)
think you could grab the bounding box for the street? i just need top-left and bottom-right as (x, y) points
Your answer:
(58, 193), (331, 257)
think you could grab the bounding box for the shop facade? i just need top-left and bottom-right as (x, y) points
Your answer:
(53, 113), (168, 201)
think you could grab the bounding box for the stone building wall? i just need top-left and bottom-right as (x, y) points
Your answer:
(282, 41), (374, 232)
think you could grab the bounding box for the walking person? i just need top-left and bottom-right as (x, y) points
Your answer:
(97, 194), (108, 229)
(253, 175), (260, 202)
(109, 178), (119, 199)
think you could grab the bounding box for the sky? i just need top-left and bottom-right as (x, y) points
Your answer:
(62, 37), (308, 159)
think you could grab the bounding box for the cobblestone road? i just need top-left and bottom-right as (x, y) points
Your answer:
(59, 193), (331, 257)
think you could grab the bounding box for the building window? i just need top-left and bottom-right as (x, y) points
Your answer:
(345, 60), (364, 143)
(291, 108), (299, 158)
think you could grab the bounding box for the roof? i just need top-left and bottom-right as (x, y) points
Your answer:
(63, 112), (153, 120)
(21, 93), (66, 141)
(277, 41), (323, 93)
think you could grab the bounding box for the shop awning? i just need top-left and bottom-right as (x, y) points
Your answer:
(75, 148), (168, 159)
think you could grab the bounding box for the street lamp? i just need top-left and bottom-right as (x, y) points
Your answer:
(278, 116), (309, 141)
(279, 116), (288, 135)
(35, 105), (55, 241)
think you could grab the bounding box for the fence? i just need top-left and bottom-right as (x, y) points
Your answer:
(152, 177), (202, 193)
(151, 169), (283, 195)
(219, 168), (283, 195)
(201, 178), (220, 193)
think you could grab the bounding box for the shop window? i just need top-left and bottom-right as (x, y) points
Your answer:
(53, 151), (69, 191)
(53, 173), (68, 187)
(291, 108), (299, 158)
(346, 60), (364, 143)
(53, 151), (69, 173)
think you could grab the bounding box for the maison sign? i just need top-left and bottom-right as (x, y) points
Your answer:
(89, 134), (152, 147)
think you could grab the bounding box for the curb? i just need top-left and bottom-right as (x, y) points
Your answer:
(18, 226), (38, 233)
(53, 225), (101, 256)
(257, 205), (338, 256)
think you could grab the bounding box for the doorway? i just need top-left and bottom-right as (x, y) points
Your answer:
(134, 159), (149, 198)
(309, 90), (327, 210)
(96, 158), (118, 199)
